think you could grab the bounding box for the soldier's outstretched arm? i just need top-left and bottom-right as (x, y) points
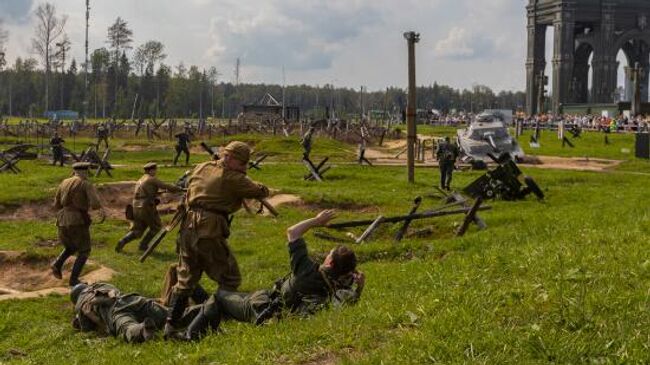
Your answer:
(152, 177), (184, 194)
(230, 174), (270, 200)
(286, 210), (336, 242)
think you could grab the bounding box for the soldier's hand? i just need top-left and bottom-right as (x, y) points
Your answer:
(314, 210), (336, 226)
(353, 271), (366, 287)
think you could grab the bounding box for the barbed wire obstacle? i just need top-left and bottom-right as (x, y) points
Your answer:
(0, 145), (37, 174)
(326, 195), (490, 244)
(302, 156), (331, 182)
(79, 146), (113, 177)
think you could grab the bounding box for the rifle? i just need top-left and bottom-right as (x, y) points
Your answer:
(139, 205), (186, 263)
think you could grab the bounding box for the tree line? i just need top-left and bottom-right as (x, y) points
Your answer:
(0, 2), (526, 120)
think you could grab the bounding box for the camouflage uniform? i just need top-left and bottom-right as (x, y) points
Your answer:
(176, 237), (362, 340)
(96, 125), (109, 149)
(436, 139), (459, 190)
(215, 238), (362, 324)
(300, 127), (315, 159)
(51, 164), (102, 286)
(50, 135), (65, 167)
(116, 165), (183, 252)
(72, 283), (167, 343)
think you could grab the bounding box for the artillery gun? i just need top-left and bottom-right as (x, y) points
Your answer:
(463, 153), (543, 201)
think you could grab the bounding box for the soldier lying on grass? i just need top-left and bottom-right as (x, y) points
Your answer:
(69, 282), (214, 343)
(178, 209), (366, 341)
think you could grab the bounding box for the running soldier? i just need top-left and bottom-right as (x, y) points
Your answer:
(173, 131), (191, 166)
(115, 162), (184, 253)
(50, 162), (106, 286)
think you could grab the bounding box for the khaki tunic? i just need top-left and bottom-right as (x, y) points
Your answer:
(54, 175), (101, 227)
(129, 174), (182, 236)
(174, 161), (269, 295)
(54, 175), (101, 255)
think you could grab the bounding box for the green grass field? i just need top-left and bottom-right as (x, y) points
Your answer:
(1, 128), (650, 364)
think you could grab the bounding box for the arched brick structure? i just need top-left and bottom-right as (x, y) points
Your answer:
(526, 0), (650, 114)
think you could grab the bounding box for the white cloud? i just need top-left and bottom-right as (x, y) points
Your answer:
(1, 0), (530, 92)
(435, 27), (488, 59)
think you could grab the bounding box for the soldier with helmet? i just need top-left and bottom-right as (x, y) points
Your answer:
(164, 141), (270, 339)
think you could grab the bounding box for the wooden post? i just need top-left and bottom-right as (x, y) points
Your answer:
(356, 216), (384, 244)
(456, 197), (483, 237)
(404, 31), (420, 183)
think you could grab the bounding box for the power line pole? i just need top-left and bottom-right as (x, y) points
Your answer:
(282, 65), (286, 120)
(404, 31), (420, 184)
(234, 57), (240, 86)
(83, 0), (90, 122)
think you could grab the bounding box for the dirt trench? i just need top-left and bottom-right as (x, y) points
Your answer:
(0, 182), (182, 222)
(0, 251), (114, 301)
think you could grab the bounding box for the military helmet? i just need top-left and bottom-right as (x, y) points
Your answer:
(224, 141), (251, 163)
(70, 283), (89, 304)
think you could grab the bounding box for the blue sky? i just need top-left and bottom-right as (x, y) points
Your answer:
(1, 0), (529, 91)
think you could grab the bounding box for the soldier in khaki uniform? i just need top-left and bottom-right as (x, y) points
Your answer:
(51, 162), (106, 286)
(165, 141), (270, 338)
(115, 163), (184, 253)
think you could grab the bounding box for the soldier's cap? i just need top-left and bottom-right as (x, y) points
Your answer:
(144, 162), (157, 170)
(72, 162), (92, 170)
(224, 141), (251, 163)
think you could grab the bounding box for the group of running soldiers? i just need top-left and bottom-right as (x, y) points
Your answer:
(49, 123), (195, 168)
(50, 139), (365, 343)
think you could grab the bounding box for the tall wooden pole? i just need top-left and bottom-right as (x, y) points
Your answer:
(404, 31), (420, 183)
(83, 0), (89, 123)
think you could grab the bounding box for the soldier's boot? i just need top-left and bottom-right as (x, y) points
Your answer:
(68, 255), (88, 287)
(173, 153), (180, 166)
(50, 248), (72, 280)
(185, 153), (190, 166)
(164, 293), (189, 340)
(185, 296), (221, 341)
(138, 230), (157, 252)
(115, 232), (138, 253)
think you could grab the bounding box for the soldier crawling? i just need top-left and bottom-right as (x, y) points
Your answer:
(178, 210), (365, 341)
(115, 162), (184, 253)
